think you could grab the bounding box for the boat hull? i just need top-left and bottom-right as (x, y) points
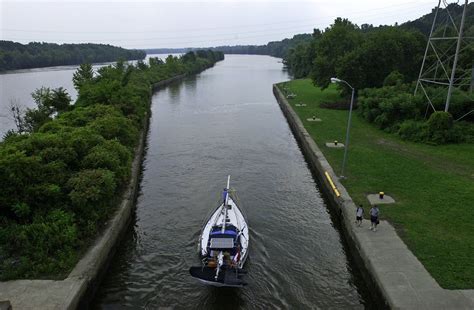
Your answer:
(189, 266), (247, 287)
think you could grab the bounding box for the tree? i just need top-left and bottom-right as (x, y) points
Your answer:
(72, 63), (94, 90)
(311, 18), (363, 89)
(336, 27), (425, 90)
(22, 87), (72, 132)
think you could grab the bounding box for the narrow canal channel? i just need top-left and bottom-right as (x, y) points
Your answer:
(93, 55), (373, 309)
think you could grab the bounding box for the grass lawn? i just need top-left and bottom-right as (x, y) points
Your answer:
(278, 79), (474, 289)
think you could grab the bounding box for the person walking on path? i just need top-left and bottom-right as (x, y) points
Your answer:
(355, 205), (364, 227)
(370, 205), (380, 232)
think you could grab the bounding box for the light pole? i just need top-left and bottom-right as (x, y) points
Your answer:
(330, 77), (355, 179)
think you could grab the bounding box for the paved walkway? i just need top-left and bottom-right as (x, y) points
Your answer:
(352, 217), (474, 309)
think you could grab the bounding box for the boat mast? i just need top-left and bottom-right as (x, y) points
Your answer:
(216, 175), (230, 280)
(221, 175), (230, 233)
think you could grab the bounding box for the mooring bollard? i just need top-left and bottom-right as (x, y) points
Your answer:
(379, 191), (385, 199)
(334, 140), (338, 146)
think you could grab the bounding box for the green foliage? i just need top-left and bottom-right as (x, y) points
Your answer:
(72, 63), (94, 90)
(200, 34), (312, 58)
(337, 27), (425, 90)
(21, 87), (72, 132)
(427, 111), (453, 131)
(67, 169), (116, 212)
(0, 49), (223, 280)
(0, 41), (146, 71)
(383, 71), (405, 86)
(424, 112), (458, 144)
(87, 115), (138, 148)
(11, 202), (31, 219)
(312, 18), (363, 89)
(358, 85), (474, 144)
(398, 120), (426, 141)
(80, 140), (131, 183)
(0, 210), (78, 279)
(281, 3), (473, 91)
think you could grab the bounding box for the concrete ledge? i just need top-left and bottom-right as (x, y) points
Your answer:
(367, 194), (396, 205)
(151, 73), (187, 92)
(273, 84), (474, 309)
(325, 142), (344, 148)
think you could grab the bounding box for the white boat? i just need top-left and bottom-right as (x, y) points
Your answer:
(189, 175), (249, 287)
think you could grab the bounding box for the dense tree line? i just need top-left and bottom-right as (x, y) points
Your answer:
(0, 41), (146, 71)
(284, 2), (474, 88)
(401, 2), (474, 36)
(208, 34), (313, 58)
(0, 50), (223, 280)
(144, 34), (313, 59)
(281, 3), (473, 145)
(283, 20), (428, 86)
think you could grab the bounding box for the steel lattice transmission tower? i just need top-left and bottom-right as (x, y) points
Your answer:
(414, 0), (473, 113)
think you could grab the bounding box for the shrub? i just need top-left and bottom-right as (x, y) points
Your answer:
(80, 140), (131, 183)
(67, 169), (116, 210)
(425, 112), (454, 144)
(383, 70), (404, 86)
(398, 120), (426, 141)
(427, 111), (453, 131)
(0, 210), (78, 279)
(87, 115), (138, 148)
(358, 84), (474, 144)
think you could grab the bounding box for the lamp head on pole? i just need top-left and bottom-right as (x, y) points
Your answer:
(330, 77), (341, 84)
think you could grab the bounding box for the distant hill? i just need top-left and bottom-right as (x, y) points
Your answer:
(145, 33), (313, 59)
(145, 48), (193, 54)
(0, 41), (146, 71)
(208, 33), (313, 58)
(401, 2), (474, 36)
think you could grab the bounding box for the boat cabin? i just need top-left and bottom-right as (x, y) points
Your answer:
(207, 225), (240, 258)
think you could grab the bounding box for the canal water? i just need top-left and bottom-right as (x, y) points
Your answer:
(92, 55), (374, 309)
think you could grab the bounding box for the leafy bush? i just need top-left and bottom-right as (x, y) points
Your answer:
(0, 50), (223, 280)
(398, 120), (426, 141)
(359, 84), (474, 144)
(0, 210), (78, 279)
(383, 70), (405, 86)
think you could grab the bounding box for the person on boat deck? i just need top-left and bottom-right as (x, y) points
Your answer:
(222, 188), (228, 205)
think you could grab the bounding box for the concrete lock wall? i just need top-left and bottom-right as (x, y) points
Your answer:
(0, 75), (189, 310)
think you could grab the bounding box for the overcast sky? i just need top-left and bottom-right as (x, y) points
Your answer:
(1, 0), (436, 49)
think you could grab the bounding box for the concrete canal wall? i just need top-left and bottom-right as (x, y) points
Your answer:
(0, 75), (188, 310)
(273, 84), (474, 309)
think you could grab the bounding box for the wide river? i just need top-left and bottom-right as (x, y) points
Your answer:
(1, 54), (377, 308)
